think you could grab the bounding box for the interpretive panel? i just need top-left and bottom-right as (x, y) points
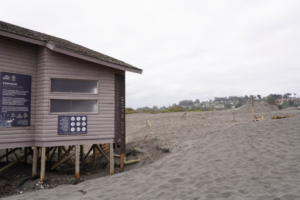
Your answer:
(0, 72), (31, 127)
(58, 115), (87, 135)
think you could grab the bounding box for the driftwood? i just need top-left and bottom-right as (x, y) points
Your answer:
(146, 120), (151, 127)
(116, 159), (141, 166)
(181, 113), (187, 120)
(272, 115), (294, 119)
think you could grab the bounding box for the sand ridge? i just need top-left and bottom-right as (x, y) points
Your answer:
(5, 103), (300, 200)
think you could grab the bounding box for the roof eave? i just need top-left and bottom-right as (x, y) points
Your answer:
(0, 30), (143, 74)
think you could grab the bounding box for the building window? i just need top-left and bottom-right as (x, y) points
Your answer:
(50, 100), (98, 113)
(51, 79), (98, 94)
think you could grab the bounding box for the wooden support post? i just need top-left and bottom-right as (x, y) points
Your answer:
(93, 145), (97, 169)
(58, 146), (62, 161)
(49, 147), (57, 162)
(233, 113), (236, 122)
(120, 153), (125, 172)
(46, 147), (50, 161)
(32, 147), (37, 177)
(24, 148), (28, 163)
(5, 149), (8, 162)
(80, 145), (84, 161)
(75, 145), (80, 178)
(11, 148), (18, 160)
(40, 147), (46, 183)
(110, 143), (114, 175)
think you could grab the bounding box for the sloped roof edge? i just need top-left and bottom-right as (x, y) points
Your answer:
(0, 20), (142, 74)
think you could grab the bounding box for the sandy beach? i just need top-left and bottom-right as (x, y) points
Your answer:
(5, 102), (300, 200)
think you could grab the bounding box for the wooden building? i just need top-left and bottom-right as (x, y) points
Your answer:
(0, 20), (142, 180)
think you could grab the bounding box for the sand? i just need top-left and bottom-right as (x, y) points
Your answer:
(5, 102), (300, 200)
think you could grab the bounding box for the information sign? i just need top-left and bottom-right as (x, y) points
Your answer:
(58, 115), (87, 135)
(0, 72), (31, 127)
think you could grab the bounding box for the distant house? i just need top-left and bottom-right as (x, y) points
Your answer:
(275, 98), (290, 105)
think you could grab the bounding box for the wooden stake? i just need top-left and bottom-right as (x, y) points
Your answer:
(232, 113), (236, 122)
(40, 147), (46, 183)
(110, 143), (114, 175)
(120, 153), (125, 172)
(32, 147), (37, 177)
(75, 145), (80, 178)
(93, 145), (97, 169)
(146, 120), (151, 127)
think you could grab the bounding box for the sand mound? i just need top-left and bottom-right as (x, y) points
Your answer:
(5, 108), (300, 200)
(235, 102), (279, 114)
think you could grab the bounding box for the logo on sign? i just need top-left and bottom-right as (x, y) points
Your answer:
(3, 75), (9, 80)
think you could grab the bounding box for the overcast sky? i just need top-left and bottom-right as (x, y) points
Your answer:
(1, 0), (300, 108)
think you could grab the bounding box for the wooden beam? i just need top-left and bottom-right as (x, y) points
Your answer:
(80, 145), (93, 166)
(95, 144), (109, 164)
(93, 145), (97, 169)
(51, 146), (74, 169)
(49, 147), (57, 162)
(58, 146), (62, 161)
(0, 149), (32, 174)
(40, 147), (46, 183)
(80, 145), (84, 161)
(110, 143), (114, 175)
(32, 147), (37, 177)
(5, 149), (8, 162)
(0, 148), (18, 161)
(62, 146), (75, 166)
(51, 151), (76, 170)
(75, 145), (80, 178)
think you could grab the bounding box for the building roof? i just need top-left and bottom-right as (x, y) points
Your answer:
(0, 20), (142, 73)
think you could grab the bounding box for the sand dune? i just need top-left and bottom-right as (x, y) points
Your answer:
(6, 103), (300, 200)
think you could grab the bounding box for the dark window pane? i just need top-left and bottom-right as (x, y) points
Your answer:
(51, 79), (97, 93)
(50, 100), (97, 113)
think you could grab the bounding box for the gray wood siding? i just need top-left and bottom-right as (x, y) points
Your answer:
(0, 36), (37, 147)
(35, 47), (124, 146)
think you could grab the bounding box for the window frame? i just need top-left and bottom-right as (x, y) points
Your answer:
(49, 98), (99, 115)
(50, 78), (99, 95)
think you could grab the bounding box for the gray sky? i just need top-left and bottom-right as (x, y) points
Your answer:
(1, 0), (300, 108)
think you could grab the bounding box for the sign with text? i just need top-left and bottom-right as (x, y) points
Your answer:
(0, 72), (31, 127)
(115, 74), (125, 154)
(58, 115), (87, 135)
